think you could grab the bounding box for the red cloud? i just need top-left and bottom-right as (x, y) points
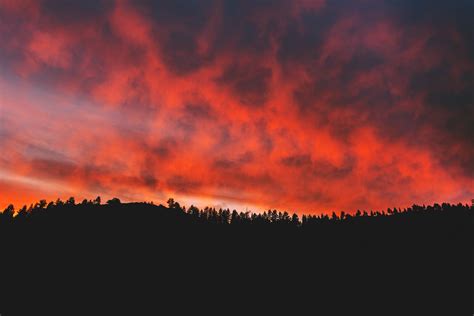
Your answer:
(0, 0), (472, 213)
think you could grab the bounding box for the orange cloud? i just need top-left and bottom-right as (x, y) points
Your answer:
(0, 0), (472, 213)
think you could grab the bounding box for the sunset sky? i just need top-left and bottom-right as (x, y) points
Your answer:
(0, 0), (472, 213)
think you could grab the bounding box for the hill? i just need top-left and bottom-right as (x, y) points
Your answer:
(0, 199), (472, 314)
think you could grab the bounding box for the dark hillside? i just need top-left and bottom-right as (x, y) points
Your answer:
(0, 199), (472, 315)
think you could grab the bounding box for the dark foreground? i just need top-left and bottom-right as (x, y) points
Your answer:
(0, 200), (472, 315)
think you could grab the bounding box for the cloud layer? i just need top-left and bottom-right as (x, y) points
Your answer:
(1, 0), (473, 212)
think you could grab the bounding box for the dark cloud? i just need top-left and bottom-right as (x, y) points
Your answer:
(254, 120), (274, 152)
(31, 158), (77, 179)
(151, 139), (178, 159)
(213, 151), (254, 170)
(238, 151), (254, 164)
(212, 152), (254, 170)
(213, 159), (238, 169)
(228, 171), (276, 191)
(218, 0), (286, 53)
(183, 102), (215, 120)
(40, 0), (113, 23)
(137, 0), (212, 29)
(279, 14), (324, 61)
(290, 0), (473, 179)
(281, 154), (312, 167)
(310, 157), (356, 180)
(296, 189), (334, 204)
(161, 31), (208, 75)
(167, 175), (202, 193)
(281, 154), (355, 180)
(385, 0), (473, 25)
(140, 171), (158, 190)
(365, 168), (413, 201)
(216, 64), (272, 107)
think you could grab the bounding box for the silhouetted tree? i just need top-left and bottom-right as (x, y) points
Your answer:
(107, 198), (121, 206)
(93, 196), (101, 205)
(291, 213), (299, 226)
(2, 204), (15, 221)
(66, 197), (76, 205)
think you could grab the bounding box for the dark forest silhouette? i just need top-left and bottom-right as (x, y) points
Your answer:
(1, 196), (472, 228)
(1, 198), (472, 314)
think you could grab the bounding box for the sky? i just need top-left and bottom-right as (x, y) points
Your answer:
(0, 0), (473, 213)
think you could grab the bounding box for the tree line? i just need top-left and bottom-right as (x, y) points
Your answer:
(1, 196), (471, 314)
(1, 196), (471, 227)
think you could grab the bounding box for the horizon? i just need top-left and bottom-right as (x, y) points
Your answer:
(3, 195), (472, 218)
